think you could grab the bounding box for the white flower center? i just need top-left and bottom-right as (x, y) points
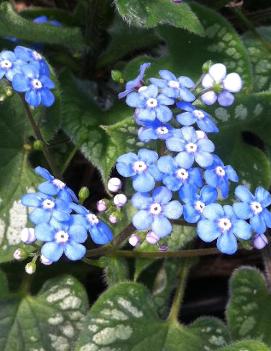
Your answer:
(0, 59), (12, 69)
(193, 110), (205, 119)
(146, 98), (158, 108)
(156, 126), (169, 135)
(53, 179), (66, 189)
(31, 79), (43, 89)
(87, 213), (99, 225)
(133, 160), (147, 173)
(218, 217), (232, 231)
(250, 201), (263, 215)
(32, 51), (42, 60)
(215, 166), (225, 177)
(150, 203), (162, 215)
(185, 142), (197, 153)
(194, 200), (205, 213)
(42, 199), (55, 209)
(176, 168), (189, 180)
(138, 86), (147, 93)
(168, 80), (180, 89)
(196, 130), (206, 140)
(55, 230), (69, 243)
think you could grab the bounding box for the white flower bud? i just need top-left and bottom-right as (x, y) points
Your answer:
(97, 199), (107, 212)
(128, 234), (140, 247)
(13, 248), (26, 260)
(113, 194), (127, 207)
(25, 262), (36, 275)
(109, 214), (118, 224)
(40, 255), (53, 265)
(108, 177), (122, 192)
(21, 228), (36, 244)
(146, 231), (160, 245)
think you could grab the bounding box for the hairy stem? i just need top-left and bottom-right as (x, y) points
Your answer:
(19, 94), (62, 179)
(262, 244), (271, 291)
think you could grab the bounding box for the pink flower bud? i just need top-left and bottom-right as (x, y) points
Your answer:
(128, 234), (140, 247)
(109, 214), (118, 224)
(40, 255), (53, 265)
(108, 177), (122, 192)
(253, 234), (268, 250)
(159, 244), (168, 252)
(21, 228), (36, 244)
(97, 199), (107, 212)
(113, 194), (127, 207)
(146, 231), (160, 245)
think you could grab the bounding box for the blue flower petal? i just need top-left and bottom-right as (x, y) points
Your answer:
(126, 92), (143, 108)
(179, 76), (195, 89)
(21, 193), (40, 207)
(157, 155), (176, 174)
(25, 90), (41, 107)
(35, 166), (54, 180)
(138, 148), (158, 164)
(177, 101), (195, 112)
(41, 242), (63, 262)
(197, 219), (220, 242)
(12, 74), (29, 92)
(38, 181), (58, 195)
(225, 165), (238, 182)
(152, 186), (172, 204)
(233, 202), (252, 219)
(159, 69), (176, 81)
(255, 186), (271, 207)
(133, 172), (155, 192)
(234, 185), (252, 202)
(69, 225), (87, 243)
(163, 200), (183, 219)
(197, 117), (219, 133)
(156, 105), (173, 123)
(116, 162), (135, 177)
(166, 137), (185, 152)
(250, 215), (266, 234)
(131, 192), (152, 210)
(175, 151), (194, 168)
(163, 175), (182, 191)
(40, 88), (55, 107)
(64, 241), (86, 260)
(177, 112), (195, 126)
(200, 186), (218, 204)
(195, 151), (213, 168)
(183, 204), (200, 223)
(52, 210), (70, 222)
(181, 126), (196, 142)
(203, 203), (224, 220)
(198, 139), (215, 153)
(152, 215), (172, 237)
(262, 209), (271, 228)
(35, 223), (55, 241)
(30, 208), (51, 224)
(89, 222), (113, 244)
(132, 210), (152, 230)
(218, 91), (234, 106)
(204, 169), (218, 187)
(179, 87), (195, 102)
(233, 220), (252, 240)
(217, 232), (237, 254)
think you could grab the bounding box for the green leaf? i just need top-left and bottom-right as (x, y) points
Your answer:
(75, 281), (230, 350)
(0, 2), (86, 50)
(100, 256), (129, 286)
(218, 340), (270, 351)
(157, 2), (253, 91)
(0, 93), (38, 263)
(115, 0), (204, 35)
(243, 27), (271, 92)
(60, 72), (141, 184)
(0, 269), (8, 297)
(226, 267), (271, 346)
(0, 275), (88, 350)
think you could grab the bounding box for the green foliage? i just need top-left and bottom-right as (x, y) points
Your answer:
(75, 281), (230, 350)
(226, 267), (271, 346)
(218, 340), (270, 351)
(114, 0), (204, 35)
(0, 274), (88, 350)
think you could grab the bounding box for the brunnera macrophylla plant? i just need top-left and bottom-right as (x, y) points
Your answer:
(4, 44), (270, 273)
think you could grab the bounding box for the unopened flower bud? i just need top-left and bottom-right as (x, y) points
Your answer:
(40, 255), (53, 265)
(25, 261), (36, 275)
(159, 244), (168, 252)
(109, 214), (118, 224)
(13, 248), (28, 261)
(108, 177), (122, 192)
(33, 140), (44, 151)
(79, 187), (90, 203)
(202, 60), (213, 73)
(113, 194), (127, 207)
(128, 234), (140, 247)
(111, 70), (124, 83)
(146, 231), (160, 245)
(97, 199), (107, 212)
(21, 228), (36, 244)
(253, 234), (268, 250)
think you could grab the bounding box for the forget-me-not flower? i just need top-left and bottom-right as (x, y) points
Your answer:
(233, 185), (271, 234)
(132, 186), (183, 237)
(116, 149), (161, 192)
(150, 69), (195, 102)
(33, 15), (62, 27)
(0, 50), (21, 82)
(176, 101), (218, 133)
(166, 126), (215, 168)
(204, 155), (238, 198)
(138, 119), (174, 142)
(14, 46), (50, 76)
(127, 84), (174, 123)
(197, 203), (252, 254)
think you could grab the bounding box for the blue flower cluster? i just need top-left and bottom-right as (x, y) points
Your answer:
(117, 63), (271, 254)
(21, 167), (113, 263)
(0, 45), (55, 107)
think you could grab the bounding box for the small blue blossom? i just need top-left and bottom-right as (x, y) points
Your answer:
(179, 185), (218, 223)
(157, 155), (203, 192)
(127, 84), (174, 123)
(118, 62), (151, 99)
(138, 120), (174, 142)
(14, 46), (50, 76)
(233, 185), (271, 235)
(0, 50), (21, 82)
(204, 155), (238, 199)
(12, 63), (55, 107)
(132, 186), (183, 237)
(21, 192), (72, 225)
(166, 126), (215, 168)
(176, 101), (218, 133)
(116, 149), (161, 192)
(35, 166), (78, 203)
(35, 218), (87, 262)
(197, 204), (252, 254)
(33, 15), (62, 27)
(150, 70), (195, 102)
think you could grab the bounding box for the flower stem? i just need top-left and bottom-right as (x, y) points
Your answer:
(262, 244), (271, 291)
(19, 94), (62, 179)
(167, 260), (191, 322)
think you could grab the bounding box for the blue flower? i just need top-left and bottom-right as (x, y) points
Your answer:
(176, 102), (218, 133)
(35, 166), (78, 203)
(12, 64), (55, 107)
(14, 46), (50, 76)
(166, 126), (215, 168)
(233, 185), (271, 235)
(150, 70), (195, 102)
(204, 156), (238, 199)
(0, 50), (21, 82)
(116, 149), (161, 192)
(197, 204), (252, 254)
(21, 192), (72, 225)
(179, 185), (217, 223)
(157, 155), (203, 192)
(132, 186), (183, 237)
(127, 84), (174, 123)
(35, 219), (87, 262)
(33, 15), (62, 27)
(138, 120), (174, 142)
(118, 62), (151, 99)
